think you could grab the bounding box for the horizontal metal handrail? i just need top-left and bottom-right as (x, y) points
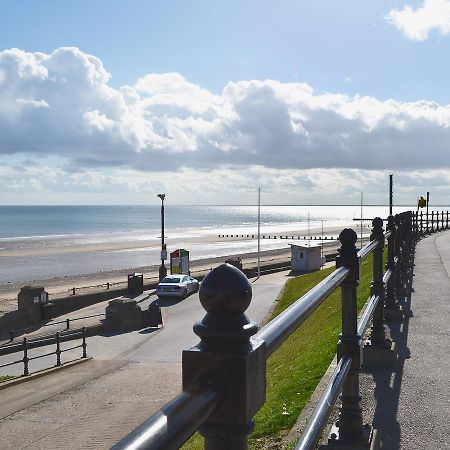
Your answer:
(357, 239), (379, 261)
(357, 294), (380, 337)
(4, 312), (105, 342)
(383, 269), (392, 284)
(0, 358), (22, 369)
(0, 328), (84, 356)
(256, 266), (350, 357)
(294, 356), (352, 450)
(29, 350), (57, 360)
(112, 386), (219, 450)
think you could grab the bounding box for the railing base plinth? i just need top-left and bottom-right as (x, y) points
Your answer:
(320, 424), (379, 450)
(362, 340), (397, 368)
(384, 307), (403, 322)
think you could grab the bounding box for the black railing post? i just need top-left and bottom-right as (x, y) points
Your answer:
(82, 327), (87, 358)
(442, 211), (445, 230)
(447, 211), (449, 229)
(66, 318), (70, 329)
(368, 218), (390, 351)
(182, 264), (266, 450)
(330, 229), (372, 446)
(56, 332), (61, 366)
(414, 210), (419, 241)
(10, 330), (14, 342)
(23, 337), (29, 376)
(420, 211), (423, 235)
(394, 215), (405, 294)
(385, 216), (402, 320)
(431, 211), (435, 233)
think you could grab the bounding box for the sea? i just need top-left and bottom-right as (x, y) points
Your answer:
(0, 205), (429, 284)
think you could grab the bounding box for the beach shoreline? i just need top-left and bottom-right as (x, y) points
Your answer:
(0, 224), (369, 314)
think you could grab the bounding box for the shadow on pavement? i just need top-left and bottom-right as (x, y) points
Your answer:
(155, 297), (188, 307)
(363, 252), (415, 450)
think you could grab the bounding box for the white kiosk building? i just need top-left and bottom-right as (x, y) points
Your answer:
(290, 243), (322, 272)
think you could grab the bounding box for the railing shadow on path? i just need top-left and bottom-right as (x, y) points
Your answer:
(363, 243), (415, 450)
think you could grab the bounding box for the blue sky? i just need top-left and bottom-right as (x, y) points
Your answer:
(2, 0), (447, 101)
(1, 0), (450, 204)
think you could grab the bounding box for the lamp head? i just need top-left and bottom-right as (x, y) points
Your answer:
(157, 193), (166, 201)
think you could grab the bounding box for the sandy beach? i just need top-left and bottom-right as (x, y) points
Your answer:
(0, 224), (369, 315)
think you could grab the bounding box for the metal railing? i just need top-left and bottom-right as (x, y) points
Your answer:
(0, 327), (88, 376)
(3, 312), (105, 343)
(110, 210), (443, 450)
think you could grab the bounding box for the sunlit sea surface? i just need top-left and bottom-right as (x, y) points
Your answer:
(0, 205), (428, 283)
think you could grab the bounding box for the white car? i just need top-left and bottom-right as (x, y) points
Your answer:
(156, 275), (199, 299)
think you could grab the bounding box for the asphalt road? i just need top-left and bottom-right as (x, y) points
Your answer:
(0, 270), (291, 376)
(0, 270), (291, 450)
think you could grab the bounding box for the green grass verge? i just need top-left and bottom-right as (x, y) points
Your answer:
(182, 255), (376, 450)
(0, 375), (16, 383)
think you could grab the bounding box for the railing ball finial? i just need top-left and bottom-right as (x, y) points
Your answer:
(371, 217), (384, 243)
(184, 263), (265, 449)
(372, 216), (383, 230)
(387, 214), (396, 231)
(338, 228), (358, 249)
(199, 263), (252, 315)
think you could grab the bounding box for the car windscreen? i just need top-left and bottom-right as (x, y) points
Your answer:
(161, 277), (182, 284)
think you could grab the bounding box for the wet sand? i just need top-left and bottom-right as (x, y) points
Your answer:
(0, 225), (368, 314)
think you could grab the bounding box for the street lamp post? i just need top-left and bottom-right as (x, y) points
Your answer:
(157, 193), (167, 282)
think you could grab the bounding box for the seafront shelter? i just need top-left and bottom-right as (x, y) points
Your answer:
(290, 243), (322, 272)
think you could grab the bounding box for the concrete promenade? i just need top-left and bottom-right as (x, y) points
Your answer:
(361, 229), (450, 450)
(0, 271), (290, 449)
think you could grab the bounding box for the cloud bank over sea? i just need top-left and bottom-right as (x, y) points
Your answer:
(1, 47), (449, 204)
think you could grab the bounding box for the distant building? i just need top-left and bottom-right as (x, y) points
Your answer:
(290, 244), (322, 272)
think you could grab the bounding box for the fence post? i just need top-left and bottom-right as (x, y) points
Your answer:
(414, 211), (419, 241)
(56, 332), (61, 366)
(23, 337), (29, 376)
(431, 211), (435, 232)
(442, 211), (445, 230)
(66, 318), (70, 329)
(182, 264), (266, 450)
(394, 215), (405, 294)
(420, 211), (423, 235)
(329, 228), (372, 446)
(385, 216), (402, 321)
(10, 330), (14, 342)
(447, 211), (449, 229)
(365, 218), (393, 360)
(82, 327), (87, 358)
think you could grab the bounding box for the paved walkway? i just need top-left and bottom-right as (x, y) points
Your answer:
(0, 270), (290, 449)
(361, 230), (450, 450)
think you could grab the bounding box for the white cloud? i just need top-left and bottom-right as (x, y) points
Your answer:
(1, 46), (450, 182)
(387, 0), (450, 41)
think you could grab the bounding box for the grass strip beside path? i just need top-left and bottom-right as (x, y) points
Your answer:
(183, 255), (375, 450)
(0, 375), (15, 383)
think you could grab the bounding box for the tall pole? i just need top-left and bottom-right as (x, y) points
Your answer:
(257, 188), (261, 279)
(321, 219), (324, 269)
(389, 174), (393, 216)
(307, 212), (310, 247)
(360, 191), (363, 249)
(157, 193), (167, 282)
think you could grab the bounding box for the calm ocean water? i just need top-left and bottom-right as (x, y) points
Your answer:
(0, 205), (419, 283)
